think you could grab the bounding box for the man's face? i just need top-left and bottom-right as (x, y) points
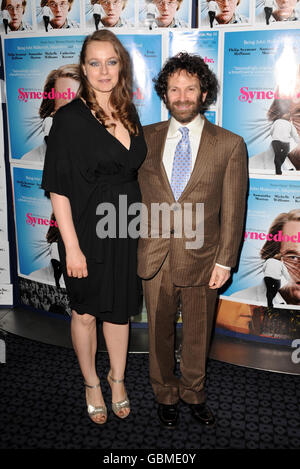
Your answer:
(154, 0), (178, 27)
(6, 0), (23, 30)
(165, 70), (207, 124)
(275, 0), (297, 18)
(280, 220), (300, 303)
(216, 0), (238, 24)
(99, 0), (123, 27)
(48, 0), (69, 27)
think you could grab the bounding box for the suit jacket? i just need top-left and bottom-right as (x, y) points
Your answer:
(137, 117), (248, 286)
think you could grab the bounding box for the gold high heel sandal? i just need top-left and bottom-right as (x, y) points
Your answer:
(107, 372), (130, 419)
(85, 381), (107, 425)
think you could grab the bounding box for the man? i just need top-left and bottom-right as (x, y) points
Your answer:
(0, 0), (32, 32)
(142, 0), (188, 28)
(231, 209), (300, 306)
(207, 0), (219, 27)
(88, 0), (133, 28)
(256, 0), (300, 22)
(92, 0), (103, 29)
(41, 2), (51, 31)
(38, 0), (80, 30)
(263, 0), (275, 24)
(203, 0), (249, 25)
(138, 53), (248, 428)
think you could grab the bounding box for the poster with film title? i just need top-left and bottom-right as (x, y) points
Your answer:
(138, 0), (191, 29)
(35, 0), (81, 32)
(11, 164), (62, 286)
(84, 0), (135, 29)
(169, 30), (219, 124)
(199, 0), (250, 29)
(3, 33), (162, 162)
(255, 0), (300, 25)
(221, 176), (300, 311)
(222, 28), (300, 176)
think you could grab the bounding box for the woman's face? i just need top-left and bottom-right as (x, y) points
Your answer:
(6, 0), (24, 30)
(82, 40), (120, 98)
(99, 0), (123, 27)
(216, 300), (253, 333)
(275, 0), (298, 18)
(47, 0), (70, 27)
(54, 76), (80, 111)
(216, 0), (239, 24)
(154, 0), (178, 27)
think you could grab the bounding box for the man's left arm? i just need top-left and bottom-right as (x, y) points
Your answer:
(209, 137), (248, 289)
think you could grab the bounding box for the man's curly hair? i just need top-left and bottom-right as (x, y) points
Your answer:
(153, 52), (219, 114)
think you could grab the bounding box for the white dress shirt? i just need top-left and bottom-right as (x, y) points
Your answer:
(270, 119), (299, 144)
(163, 115), (230, 271)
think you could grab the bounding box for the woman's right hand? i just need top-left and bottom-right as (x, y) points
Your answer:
(66, 247), (88, 278)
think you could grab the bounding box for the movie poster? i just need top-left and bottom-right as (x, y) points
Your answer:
(221, 176), (300, 308)
(0, 0), (34, 34)
(168, 30), (219, 123)
(3, 33), (162, 162)
(199, 0), (250, 28)
(255, 0), (300, 25)
(35, 0), (82, 32)
(84, 0), (135, 29)
(11, 164), (62, 284)
(138, 0), (192, 29)
(222, 28), (300, 176)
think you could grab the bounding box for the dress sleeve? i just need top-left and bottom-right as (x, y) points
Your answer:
(41, 109), (72, 198)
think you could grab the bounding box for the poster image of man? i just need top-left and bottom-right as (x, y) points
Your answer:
(86, 0), (134, 28)
(249, 97), (300, 174)
(0, 0), (32, 33)
(21, 64), (80, 163)
(139, 0), (189, 28)
(231, 210), (300, 307)
(37, 0), (80, 30)
(201, 0), (249, 27)
(255, 0), (300, 23)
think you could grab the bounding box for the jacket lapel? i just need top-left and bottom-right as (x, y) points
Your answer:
(178, 117), (218, 201)
(152, 120), (175, 202)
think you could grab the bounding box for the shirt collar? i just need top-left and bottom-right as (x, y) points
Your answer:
(168, 114), (204, 138)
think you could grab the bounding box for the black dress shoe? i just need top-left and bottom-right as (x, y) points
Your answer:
(157, 403), (179, 428)
(189, 403), (215, 426)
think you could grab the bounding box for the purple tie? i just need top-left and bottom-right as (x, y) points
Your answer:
(170, 126), (192, 201)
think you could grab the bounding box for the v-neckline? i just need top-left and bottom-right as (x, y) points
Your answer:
(77, 98), (132, 152)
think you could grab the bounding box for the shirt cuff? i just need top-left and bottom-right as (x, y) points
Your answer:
(216, 263), (231, 271)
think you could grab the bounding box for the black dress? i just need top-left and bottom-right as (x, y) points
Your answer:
(41, 98), (147, 324)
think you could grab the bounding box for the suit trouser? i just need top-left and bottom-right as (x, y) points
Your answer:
(143, 254), (217, 405)
(271, 140), (290, 175)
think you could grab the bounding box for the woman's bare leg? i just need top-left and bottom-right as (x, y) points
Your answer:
(71, 310), (106, 423)
(103, 321), (130, 418)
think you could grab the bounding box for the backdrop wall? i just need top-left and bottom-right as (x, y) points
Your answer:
(1, 0), (300, 370)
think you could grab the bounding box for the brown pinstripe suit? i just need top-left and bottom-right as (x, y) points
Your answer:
(138, 116), (248, 405)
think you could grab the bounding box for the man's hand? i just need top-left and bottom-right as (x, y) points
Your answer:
(209, 265), (231, 289)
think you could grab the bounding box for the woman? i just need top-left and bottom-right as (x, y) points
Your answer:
(41, 30), (147, 424)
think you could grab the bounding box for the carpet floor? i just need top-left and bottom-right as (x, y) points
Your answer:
(0, 331), (299, 451)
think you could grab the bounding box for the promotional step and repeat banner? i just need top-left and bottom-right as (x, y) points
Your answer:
(219, 27), (300, 345)
(1, 0), (300, 354)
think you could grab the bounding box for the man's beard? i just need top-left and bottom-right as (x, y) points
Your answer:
(165, 93), (205, 124)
